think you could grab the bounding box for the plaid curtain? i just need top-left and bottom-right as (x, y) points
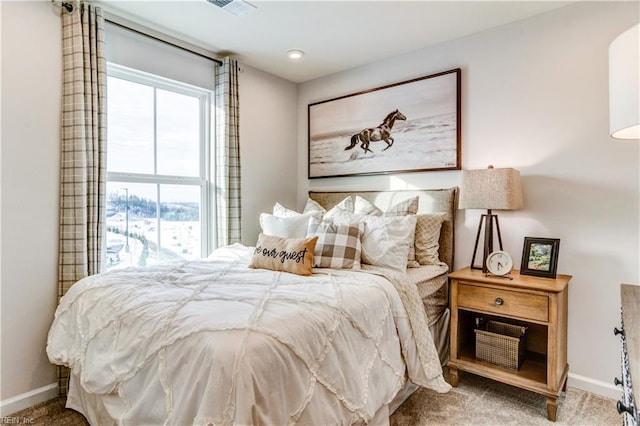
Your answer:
(57, 1), (107, 395)
(215, 57), (242, 246)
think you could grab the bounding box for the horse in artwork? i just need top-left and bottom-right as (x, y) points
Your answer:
(345, 109), (407, 154)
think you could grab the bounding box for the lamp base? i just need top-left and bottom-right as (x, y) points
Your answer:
(470, 211), (503, 273)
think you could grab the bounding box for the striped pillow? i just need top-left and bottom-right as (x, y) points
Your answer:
(306, 218), (363, 269)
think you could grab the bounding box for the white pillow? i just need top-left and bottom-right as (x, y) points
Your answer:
(331, 210), (417, 272)
(273, 202), (301, 218)
(304, 196), (353, 220)
(352, 195), (420, 267)
(274, 197), (353, 220)
(259, 213), (314, 238)
(353, 195), (419, 217)
(353, 196), (383, 216)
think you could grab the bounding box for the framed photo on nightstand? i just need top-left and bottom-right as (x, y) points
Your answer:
(520, 237), (560, 278)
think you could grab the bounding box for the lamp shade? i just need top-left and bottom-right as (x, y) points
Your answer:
(609, 24), (639, 140)
(459, 166), (524, 210)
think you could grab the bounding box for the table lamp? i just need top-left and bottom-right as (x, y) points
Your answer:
(460, 165), (524, 273)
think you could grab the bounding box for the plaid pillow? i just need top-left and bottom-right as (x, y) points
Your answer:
(306, 218), (363, 269)
(385, 196), (419, 217)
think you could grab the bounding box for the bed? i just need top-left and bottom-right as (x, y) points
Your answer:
(47, 188), (457, 425)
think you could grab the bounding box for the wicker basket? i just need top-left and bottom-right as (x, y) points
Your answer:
(475, 320), (527, 370)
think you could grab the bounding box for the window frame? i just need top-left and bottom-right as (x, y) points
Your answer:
(105, 63), (216, 267)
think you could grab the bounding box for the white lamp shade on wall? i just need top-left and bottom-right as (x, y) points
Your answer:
(609, 23), (640, 140)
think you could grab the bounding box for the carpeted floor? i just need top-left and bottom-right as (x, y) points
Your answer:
(390, 370), (621, 425)
(8, 370), (621, 425)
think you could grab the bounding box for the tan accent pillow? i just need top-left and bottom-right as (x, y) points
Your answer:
(414, 213), (446, 265)
(249, 234), (318, 276)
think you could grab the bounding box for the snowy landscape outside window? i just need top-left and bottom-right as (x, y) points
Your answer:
(105, 64), (214, 270)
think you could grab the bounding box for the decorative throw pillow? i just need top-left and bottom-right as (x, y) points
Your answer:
(303, 196), (353, 220)
(249, 234), (318, 276)
(352, 195), (420, 267)
(331, 211), (417, 272)
(384, 196), (419, 217)
(306, 217), (363, 269)
(414, 213), (446, 266)
(273, 202), (301, 218)
(274, 197), (353, 221)
(353, 195), (419, 217)
(259, 213), (315, 238)
(353, 196), (383, 216)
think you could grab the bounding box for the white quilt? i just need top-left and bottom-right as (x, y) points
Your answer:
(47, 244), (449, 425)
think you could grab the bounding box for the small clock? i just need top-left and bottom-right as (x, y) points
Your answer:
(486, 251), (514, 277)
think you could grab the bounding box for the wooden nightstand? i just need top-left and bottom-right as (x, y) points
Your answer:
(448, 267), (571, 421)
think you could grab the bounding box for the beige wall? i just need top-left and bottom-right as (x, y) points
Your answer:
(298, 1), (639, 398)
(239, 65), (298, 245)
(1, 0), (61, 407)
(0, 0), (298, 411)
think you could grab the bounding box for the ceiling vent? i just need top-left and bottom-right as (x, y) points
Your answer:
(206, 0), (256, 16)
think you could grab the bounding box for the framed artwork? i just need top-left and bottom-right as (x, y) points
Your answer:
(308, 68), (461, 179)
(520, 237), (561, 278)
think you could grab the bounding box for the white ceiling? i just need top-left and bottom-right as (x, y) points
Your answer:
(97, 1), (574, 83)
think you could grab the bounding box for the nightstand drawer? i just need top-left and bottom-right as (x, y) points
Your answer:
(457, 283), (549, 322)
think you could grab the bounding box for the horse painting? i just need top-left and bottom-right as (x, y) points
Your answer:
(345, 109), (407, 154)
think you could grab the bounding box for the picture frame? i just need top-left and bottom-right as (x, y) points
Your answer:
(308, 68), (461, 179)
(520, 237), (561, 278)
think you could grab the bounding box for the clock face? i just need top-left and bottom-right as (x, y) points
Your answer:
(486, 251), (514, 276)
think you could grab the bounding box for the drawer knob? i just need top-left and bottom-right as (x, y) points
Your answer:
(494, 297), (504, 306)
(617, 400), (634, 416)
(614, 327), (625, 337)
(615, 377), (623, 386)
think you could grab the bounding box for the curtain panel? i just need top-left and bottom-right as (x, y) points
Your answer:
(56, 0), (107, 395)
(215, 57), (242, 246)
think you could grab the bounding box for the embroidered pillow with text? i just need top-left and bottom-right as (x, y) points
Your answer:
(249, 233), (318, 276)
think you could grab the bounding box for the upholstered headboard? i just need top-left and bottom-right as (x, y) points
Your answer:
(308, 188), (458, 271)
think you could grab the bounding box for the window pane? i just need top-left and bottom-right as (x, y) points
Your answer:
(107, 77), (155, 174)
(159, 185), (201, 262)
(106, 182), (159, 269)
(105, 65), (210, 271)
(105, 183), (203, 270)
(157, 90), (200, 177)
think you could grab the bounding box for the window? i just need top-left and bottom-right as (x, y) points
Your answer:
(105, 64), (214, 270)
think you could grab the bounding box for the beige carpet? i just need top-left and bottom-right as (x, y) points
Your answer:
(9, 371), (620, 425)
(391, 369), (620, 426)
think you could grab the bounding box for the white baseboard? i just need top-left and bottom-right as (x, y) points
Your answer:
(0, 375), (620, 417)
(568, 372), (620, 400)
(0, 383), (58, 417)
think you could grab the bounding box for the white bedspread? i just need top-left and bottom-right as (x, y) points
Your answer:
(47, 244), (449, 425)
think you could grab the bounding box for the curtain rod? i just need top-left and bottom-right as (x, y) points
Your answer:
(56, 1), (223, 66)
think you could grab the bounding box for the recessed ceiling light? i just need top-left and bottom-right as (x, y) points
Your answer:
(287, 50), (304, 60)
